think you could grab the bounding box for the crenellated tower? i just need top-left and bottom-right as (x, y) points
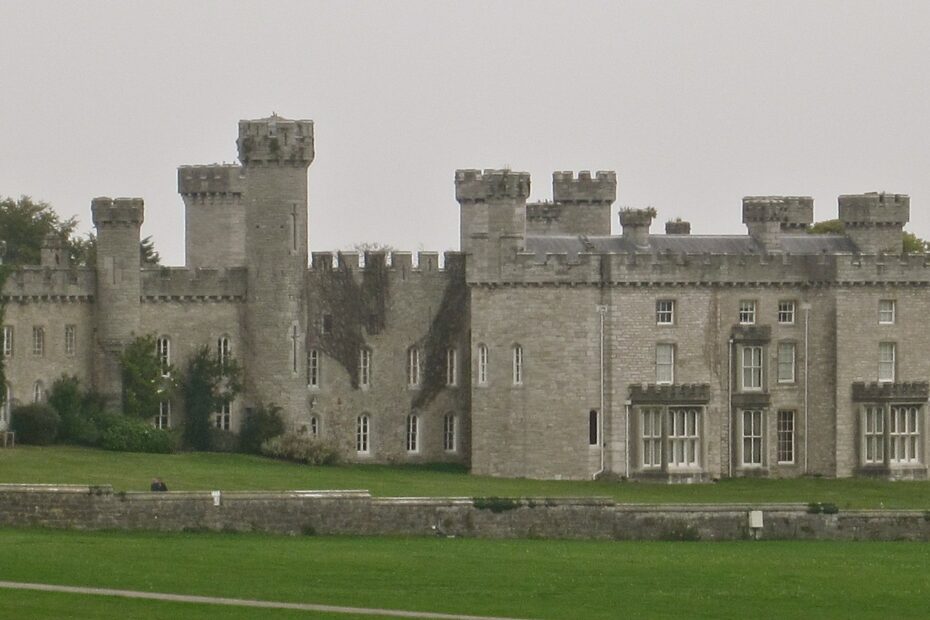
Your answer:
(178, 164), (246, 268)
(839, 192), (909, 254)
(455, 169), (530, 282)
(742, 196), (814, 251)
(238, 115), (314, 425)
(551, 170), (616, 236)
(91, 197), (144, 407)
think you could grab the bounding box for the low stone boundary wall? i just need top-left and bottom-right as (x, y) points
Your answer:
(1, 484), (929, 541)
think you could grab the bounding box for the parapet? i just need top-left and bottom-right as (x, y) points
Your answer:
(454, 169), (531, 202)
(552, 170), (617, 204)
(141, 267), (248, 301)
(839, 192), (909, 227)
(237, 114), (314, 166)
(178, 165), (245, 196)
(91, 197), (144, 227)
(742, 196), (813, 229)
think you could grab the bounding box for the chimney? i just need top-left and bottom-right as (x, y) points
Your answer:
(619, 208), (655, 248)
(665, 220), (691, 235)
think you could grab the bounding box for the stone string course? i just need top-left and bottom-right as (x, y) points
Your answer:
(2, 485), (929, 542)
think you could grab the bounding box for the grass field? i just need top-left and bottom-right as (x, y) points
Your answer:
(4, 445), (930, 508)
(1, 529), (929, 619)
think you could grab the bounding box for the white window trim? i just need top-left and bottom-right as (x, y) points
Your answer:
(777, 301), (796, 325)
(879, 299), (896, 325)
(477, 344), (489, 386)
(2, 326), (12, 358)
(889, 405), (920, 465)
(407, 346), (421, 388)
(777, 342), (796, 384)
(656, 299), (675, 325)
(446, 348), (457, 387)
(641, 407), (662, 469)
(156, 400), (171, 430)
(776, 409), (795, 464)
(157, 336), (171, 377)
(862, 405), (885, 465)
(214, 401), (231, 431)
(656, 343), (675, 385)
(359, 348), (371, 389)
(356, 414), (370, 454)
(878, 342), (896, 384)
(512, 344), (524, 386)
(740, 409), (764, 467)
(741, 345), (763, 392)
(738, 300), (756, 325)
(406, 414), (419, 453)
(308, 348), (320, 388)
(32, 326), (45, 356)
(443, 414), (457, 452)
(667, 407), (700, 469)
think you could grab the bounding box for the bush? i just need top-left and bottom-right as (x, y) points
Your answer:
(98, 415), (173, 453)
(239, 403), (285, 454)
(208, 428), (239, 453)
(260, 432), (339, 465)
(48, 375), (103, 445)
(10, 404), (60, 445)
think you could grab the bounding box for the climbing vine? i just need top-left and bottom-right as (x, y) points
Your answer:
(413, 255), (468, 409)
(181, 345), (242, 450)
(317, 252), (390, 388)
(0, 264), (11, 408)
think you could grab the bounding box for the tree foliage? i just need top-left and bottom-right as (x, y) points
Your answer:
(120, 335), (176, 421)
(0, 196), (80, 265)
(180, 345), (242, 450)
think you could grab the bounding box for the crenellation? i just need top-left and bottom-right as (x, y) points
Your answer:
(454, 169), (531, 202)
(178, 164), (245, 195)
(552, 170), (617, 204)
(91, 197), (144, 227)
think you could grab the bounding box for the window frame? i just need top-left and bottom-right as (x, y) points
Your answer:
(156, 336), (171, 377)
(308, 415), (319, 437)
(589, 409), (600, 447)
(776, 341), (796, 384)
(359, 347), (372, 389)
(641, 407), (663, 469)
(307, 348), (320, 388)
(738, 300), (757, 325)
(445, 348), (457, 387)
(2, 325), (12, 358)
(443, 414), (457, 452)
(214, 401), (231, 431)
(741, 345), (763, 392)
(667, 407), (700, 469)
(217, 335), (231, 368)
(776, 409), (795, 464)
(878, 342), (896, 383)
(407, 346), (421, 388)
(32, 326), (45, 357)
(406, 414), (419, 453)
(879, 299), (896, 325)
(512, 344), (524, 386)
(862, 405), (885, 465)
(656, 342), (675, 385)
(741, 409), (764, 467)
(356, 414), (370, 454)
(32, 380), (44, 403)
(476, 344), (489, 386)
(889, 405), (920, 465)
(64, 324), (76, 356)
(656, 299), (675, 325)
(777, 300), (796, 325)
(156, 400), (171, 430)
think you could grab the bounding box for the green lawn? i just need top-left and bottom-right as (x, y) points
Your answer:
(0, 529), (928, 619)
(3, 445), (930, 508)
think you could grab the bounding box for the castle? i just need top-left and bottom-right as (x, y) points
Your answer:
(1, 114), (927, 481)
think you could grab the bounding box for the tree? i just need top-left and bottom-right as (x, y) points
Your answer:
(181, 345), (242, 451)
(120, 334), (176, 421)
(0, 196), (80, 265)
(75, 233), (161, 267)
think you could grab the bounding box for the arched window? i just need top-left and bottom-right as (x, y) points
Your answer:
(406, 414), (419, 452)
(407, 346), (421, 387)
(356, 414), (370, 453)
(156, 336), (171, 377)
(32, 380), (44, 403)
(214, 401), (231, 431)
(446, 348), (457, 386)
(309, 415), (319, 437)
(477, 344), (489, 386)
(512, 344), (524, 385)
(307, 348), (320, 388)
(359, 348), (372, 388)
(443, 414), (457, 452)
(217, 336), (231, 368)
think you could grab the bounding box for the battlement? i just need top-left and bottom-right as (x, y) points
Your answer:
(742, 196), (813, 229)
(2, 266), (95, 300)
(552, 170), (617, 204)
(178, 165), (245, 196)
(140, 267), (248, 300)
(309, 251), (463, 273)
(454, 169), (531, 202)
(91, 197), (144, 227)
(838, 192), (909, 227)
(237, 114), (314, 166)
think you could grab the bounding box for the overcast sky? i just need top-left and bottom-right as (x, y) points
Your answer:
(2, 1), (929, 265)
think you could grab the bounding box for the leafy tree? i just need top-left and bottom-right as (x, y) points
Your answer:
(902, 232), (930, 253)
(807, 219), (843, 235)
(0, 196), (80, 265)
(120, 334), (176, 421)
(180, 345), (242, 450)
(67, 232), (160, 267)
(240, 403), (285, 454)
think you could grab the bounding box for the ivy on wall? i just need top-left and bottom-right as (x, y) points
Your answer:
(412, 256), (468, 409)
(0, 265), (10, 408)
(317, 253), (390, 389)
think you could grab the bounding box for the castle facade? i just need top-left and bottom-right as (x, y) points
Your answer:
(2, 115), (927, 481)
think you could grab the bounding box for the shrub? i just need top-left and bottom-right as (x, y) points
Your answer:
(208, 428), (239, 453)
(239, 403), (284, 454)
(99, 415), (173, 453)
(260, 432), (339, 465)
(473, 497), (520, 513)
(10, 403), (60, 445)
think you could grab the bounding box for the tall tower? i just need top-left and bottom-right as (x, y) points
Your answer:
(91, 197), (143, 407)
(238, 115), (314, 424)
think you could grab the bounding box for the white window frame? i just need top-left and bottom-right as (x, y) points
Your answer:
(656, 343), (675, 385)
(879, 299), (896, 325)
(741, 409), (764, 467)
(32, 326), (44, 356)
(667, 407), (700, 469)
(878, 342), (896, 383)
(443, 414), (457, 452)
(477, 344), (489, 386)
(862, 405), (885, 465)
(777, 342), (796, 384)
(406, 414), (419, 453)
(407, 346), (421, 387)
(217, 336), (231, 367)
(356, 414), (370, 454)
(2, 326), (12, 358)
(446, 348), (457, 387)
(741, 345), (763, 391)
(641, 407), (662, 469)
(738, 300), (756, 325)
(777, 301), (796, 325)
(156, 336), (171, 377)
(308, 348), (320, 388)
(32, 380), (44, 403)
(889, 405), (920, 464)
(156, 400), (171, 430)
(64, 324), (76, 356)
(776, 410), (795, 464)
(214, 401), (231, 430)
(309, 415), (319, 437)
(656, 299), (675, 325)
(512, 344), (523, 386)
(359, 348), (371, 389)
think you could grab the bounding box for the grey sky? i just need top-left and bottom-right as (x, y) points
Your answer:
(2, 0), (929, 265)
